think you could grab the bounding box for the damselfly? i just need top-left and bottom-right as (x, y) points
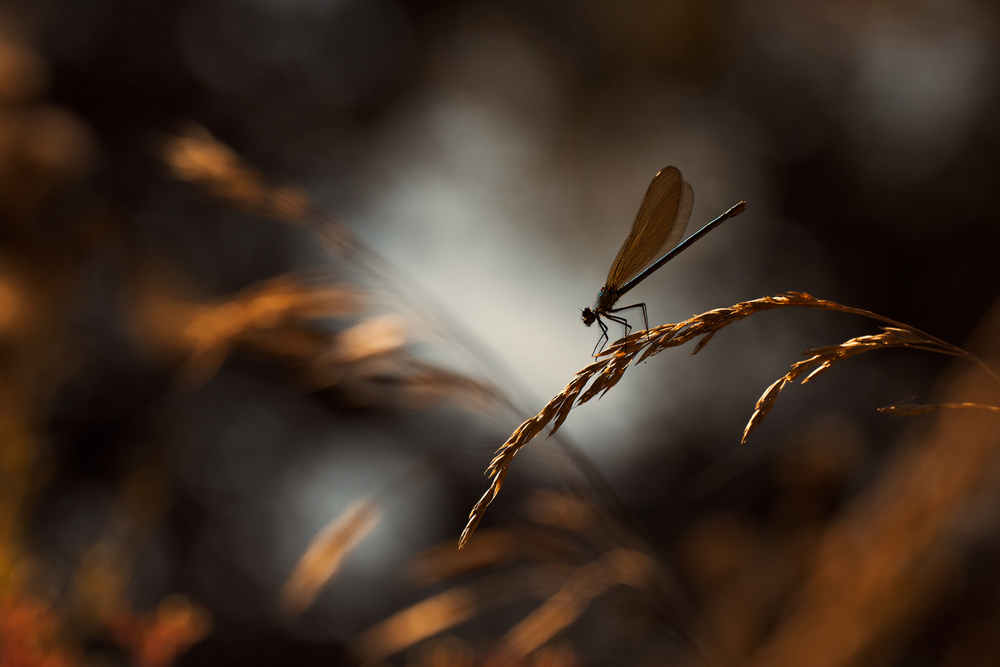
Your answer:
(582, 166), (746, 354)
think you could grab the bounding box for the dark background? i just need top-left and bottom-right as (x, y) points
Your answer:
(2, 0), (1000, 664)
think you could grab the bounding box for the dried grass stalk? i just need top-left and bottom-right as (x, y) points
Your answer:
(742, 299), (1000, 667)
(351, 588), (479, 662)
(318, 315), (408, 365)
(175, 277), (360, 386)
(353, 566), (579, 663)
(460, 292), (999, 548)
(740, 326), (988, 443)
(279, 498), (381, 616)
(498, 548), (655, 658)
(878, 402), (1000, 416)
(163, 126), (361, 255)
(409, 529), (522, 586)
(164, 128), (538, 425)
(162, 125), (312, 223)
(362, 489), (683, 662)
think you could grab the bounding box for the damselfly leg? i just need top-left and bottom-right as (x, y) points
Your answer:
(590, 303), (648, 355)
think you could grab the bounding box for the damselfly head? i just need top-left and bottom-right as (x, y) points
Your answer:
(581, 308), (596, 326)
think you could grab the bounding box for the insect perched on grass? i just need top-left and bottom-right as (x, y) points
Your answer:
(582, 166), (746, 354)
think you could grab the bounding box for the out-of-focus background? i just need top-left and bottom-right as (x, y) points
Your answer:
(2, 0), (1000, 664)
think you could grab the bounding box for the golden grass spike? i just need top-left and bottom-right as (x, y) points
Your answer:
(498, 548), (654, 658)
(741, 376), (793, 445)
(879, 402), (1000, 416)
(163, 126), (362, 255)
(351, 588), (478, 662)
(409, 528), (520, 585)
(279, 497), (380, 616)
(167, 277), (360, 387)
(163, 125), (312, 222)
(742, 325), (997, 443)
(462, 293), (1000, 547)
(742, 312), (1000, 667)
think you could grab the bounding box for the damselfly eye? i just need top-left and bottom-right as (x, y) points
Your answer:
(581, 308), (595, 326)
